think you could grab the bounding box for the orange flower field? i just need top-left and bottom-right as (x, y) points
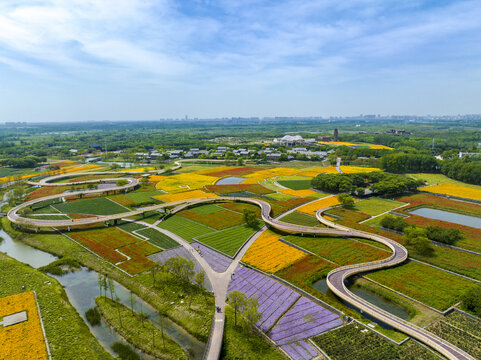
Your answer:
(296, 195), (340, 215)
(242, 230), (307, 273)
(0, 292), (48, 360)
(420, 184), (481, 201)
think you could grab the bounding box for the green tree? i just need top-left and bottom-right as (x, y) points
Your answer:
(116, 179), (129, 186)
(403, 227), (433, 255)
(461, 285), (481, 317)
(425, 226), (463, 245)
(236, 157), (244, 166)
(240, 297), (261, 331)
(195, 271), (207, 302)
(243, 209), (260, 229)
(228, 290), (247, 327)
(337, 193), (355, 208)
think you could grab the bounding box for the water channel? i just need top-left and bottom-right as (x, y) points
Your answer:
(0, 198), (205, 359)
(410, 207), (481, 230)
(312, 278), (410, 327)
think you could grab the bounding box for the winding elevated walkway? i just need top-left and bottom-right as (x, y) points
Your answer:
(6, 170), (475, 360)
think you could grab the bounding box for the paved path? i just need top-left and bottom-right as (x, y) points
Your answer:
(7, 170), (475, 360)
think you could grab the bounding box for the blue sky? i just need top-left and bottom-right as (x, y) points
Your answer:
(0, 0), (480, 121)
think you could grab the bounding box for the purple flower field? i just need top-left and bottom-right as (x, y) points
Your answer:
(281, 340), (318, 360)
(228, 265), (300, 331)
(270, 296), (343, 345)
(191, 241), (232, 272)
(228, 264), (342, 351)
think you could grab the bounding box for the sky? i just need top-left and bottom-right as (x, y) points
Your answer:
(0, 0), (480, 122)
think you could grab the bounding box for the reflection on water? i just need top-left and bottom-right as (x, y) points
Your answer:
(52, 268), (205, 359)
(410, 207), (481, 230)
(0, 229), (57, 268)
(216, 176), (245, 185)
(312, 278), (410, 326)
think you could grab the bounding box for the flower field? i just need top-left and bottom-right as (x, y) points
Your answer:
(26, 186), (71, 201)
(203, 166), (260, 177)
(0, 292), (48, 360)
(270, 296), (343, 345)
(279, 211), (323, 227)
(427, 319), (480, 359)
(276, 255), (336, 287)
(396, 193), (481, 216)
(298, 166), (339, 177)
(191, 241), (232, 272)
(153, 189), (218, 202)
(280, 340), (318, 360)
(122, 166), (155, 172)
(228, 265), (342, 341)
(153, 173), (218, 193)
(296, 196), (340, 215)
(420, 183), (481, 201)
(339, 166), (380, 173)
(68, 227), (160, 274)
(279, 188), (320, 197)
(242, 230), (307, 273)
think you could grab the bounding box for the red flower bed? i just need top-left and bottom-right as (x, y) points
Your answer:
(276, 255), (336, 282)
(26, 186), (70, 201)
(69, 228), (138, 265)
(204, 166), (260, 177)
(204, 184), (272, 195)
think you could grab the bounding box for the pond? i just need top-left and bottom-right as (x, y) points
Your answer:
(52, 268), (205, 359)
(215, 176), (245, 185)
(410, 207), (481, 230)
(312, 279), (410, 326)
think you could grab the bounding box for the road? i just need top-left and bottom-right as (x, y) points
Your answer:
(7, 170), (475, 360)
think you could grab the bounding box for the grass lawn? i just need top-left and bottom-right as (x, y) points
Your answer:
(312, 323), (439, 360)
(354, 198), (405, 216)
(222, 305), (285, 360)
(267, 192), (296, 200)
(53, 197), (129, 215)
(277, 179), (312, 190)
(366, 260), (478, 311)
(96, 296), (186, 360)
(29, 214), (71, 220)
(137, 227), (179, 249)
(32, 205), (62, 214)
(284, 235), (390, 266)
(279, 211), (323, 227)
(0, 167), (21, 177)
(195, 224), (259, 256)
(158, 215), (215, 242)
(178, 207), (244, 230)
(0, 253), (112, 360)
(189, 204), (223, 214)
(109, 190), (161, 206)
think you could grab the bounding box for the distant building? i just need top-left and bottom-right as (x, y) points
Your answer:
(274, 135), (305, 146)
(334, 128), (338, 141)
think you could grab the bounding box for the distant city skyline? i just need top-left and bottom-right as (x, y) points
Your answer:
(1, 1), (480, 122)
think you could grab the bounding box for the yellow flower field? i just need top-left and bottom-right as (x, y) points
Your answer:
(280, 188), (319, 197)
(340, 166), (380, 174)
(0, 292), (48, 360)
(242, 230), (307, 273)
(298, 166), (339, 177)
(368, 144), (393, 150)
(420, 184), (481, 201)
(123, 167), (155, 172)
(154, 173), (218, 193)
(297, 195), (340, 214)
(0, 164), (102, 183)
(153, 190), (218, 202)
(319, 141), (358, 146)
(244, 167), (301, 179)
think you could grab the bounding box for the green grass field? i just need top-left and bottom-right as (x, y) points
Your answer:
(116, 221), (147, 233)
(312, 323), (438, 360)
(366, 260), (478, 311)
(136, 228), (179, 249)
(189, 204), (223, 214)
(285, 235), (389, 266)
(267, 192), (296, 200)
(53, 197), (128, 215)
(158, 215), (214, 242)
(279, 211), (322, 227)
(354, 198), (405, 216)
(29, 214), (70, 220)
(0, 167), (21, 177)
(410, 173), (481, 191)
(277, 179), (312, 190)
(195, 224), (259, 256)
(0, 253), (110, 359)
